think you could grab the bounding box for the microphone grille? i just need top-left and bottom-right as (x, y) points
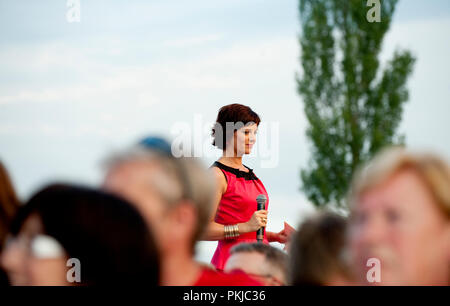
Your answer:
(256, 194), (267, 203)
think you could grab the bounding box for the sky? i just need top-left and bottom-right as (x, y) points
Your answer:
(1, 0), (449, 262)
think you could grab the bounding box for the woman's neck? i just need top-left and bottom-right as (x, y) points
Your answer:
(219, 155), (243, 169)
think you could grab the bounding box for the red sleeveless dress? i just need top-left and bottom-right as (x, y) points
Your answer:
(210, 161), (269, 271)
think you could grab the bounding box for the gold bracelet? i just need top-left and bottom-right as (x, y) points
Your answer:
(228, 225), (233, 238)
(233, 224), (239, 237)
(224, 224), (240, 239)
(224, 225), (230, 239)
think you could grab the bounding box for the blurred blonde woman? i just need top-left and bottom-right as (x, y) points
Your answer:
(348, 147), (450, 285)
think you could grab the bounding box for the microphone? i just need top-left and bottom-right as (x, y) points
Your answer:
(256, 194), (267, 243)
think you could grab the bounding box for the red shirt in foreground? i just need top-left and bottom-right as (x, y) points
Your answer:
(193, 268), (263, 286)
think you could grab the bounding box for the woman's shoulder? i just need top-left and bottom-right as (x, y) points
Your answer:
(209, 164), (228, 193)
(210, 165), (227, 180)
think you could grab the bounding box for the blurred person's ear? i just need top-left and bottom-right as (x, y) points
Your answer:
(167, 202), (197, 246)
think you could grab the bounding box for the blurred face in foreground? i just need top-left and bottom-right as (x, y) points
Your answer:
(224, 251), (285, 286)
(1, 214), (69, 286)
(103, 161), (170, 247)
(349, 169), (450, 285)
(103, 160), (196, 257)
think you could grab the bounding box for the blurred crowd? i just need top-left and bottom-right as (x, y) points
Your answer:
(0, 138), (448, 286)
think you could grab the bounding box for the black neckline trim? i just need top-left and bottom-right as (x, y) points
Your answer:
(212, 161), (258, 181)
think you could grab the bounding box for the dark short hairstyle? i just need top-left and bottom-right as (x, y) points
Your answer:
(211, 104), (261, 150)
(289, 211), (352, 286)
(10, 184), (160, 286)
(230, 242), (288, 277)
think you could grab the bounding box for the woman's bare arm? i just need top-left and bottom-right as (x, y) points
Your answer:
(202, 167), (232, 240)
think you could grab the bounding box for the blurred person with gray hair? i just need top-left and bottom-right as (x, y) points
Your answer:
(224, 242), (288, 285)
(102, 136), (262, 286)
(348, 147), (450, 285)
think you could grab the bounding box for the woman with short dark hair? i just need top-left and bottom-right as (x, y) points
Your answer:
(202, 104), (287, 271)
(0, 184), (159, 286)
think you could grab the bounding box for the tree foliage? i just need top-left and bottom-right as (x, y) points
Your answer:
(298, 0), (415, 208)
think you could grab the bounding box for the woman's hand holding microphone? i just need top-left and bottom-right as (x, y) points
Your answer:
(238, 210), (268, 234)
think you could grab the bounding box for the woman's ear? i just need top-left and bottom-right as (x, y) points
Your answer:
(233, 132), (238, 150)
(223, 132), (237, 157)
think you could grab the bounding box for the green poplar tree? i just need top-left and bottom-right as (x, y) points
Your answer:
(298, 0), (416, 208)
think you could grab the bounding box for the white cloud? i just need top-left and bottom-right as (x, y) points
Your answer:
(163, 34), (222, 47)
(0, 35), (298, 104)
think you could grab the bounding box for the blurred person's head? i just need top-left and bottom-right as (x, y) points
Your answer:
(224, 242), (288, 286)
(102, 136), (216, 258)
(348, 147), (450, 285)
(289, 211), (353, 286)
(211, 104), (260, 157)
(0, 184), (159, 286)
(0, 161), (21, 253)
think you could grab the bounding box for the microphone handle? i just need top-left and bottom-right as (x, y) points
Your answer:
(256, 202), (265, 242)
